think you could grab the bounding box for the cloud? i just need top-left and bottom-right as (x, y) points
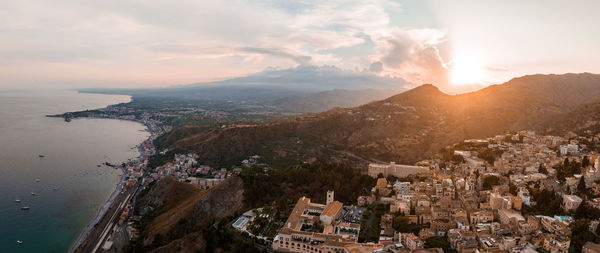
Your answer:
(368, 28), (451, 89)
(369, 61), (383, 72)
(238, 47), (312, 65)
(0, 0), (446, 89)
(486, 66), (509, 72)
(196, 65), (408, 92)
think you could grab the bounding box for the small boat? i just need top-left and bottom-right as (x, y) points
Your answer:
(21, 206), (30, 210)
(15, 199), (21, 203)
(35, 179), (40, 182)
(16, 240), (23, 244)
(38, 154), (45, 158)
(30, 192), (36, 196)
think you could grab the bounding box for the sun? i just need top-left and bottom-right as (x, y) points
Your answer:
(449, 56), (485, 85)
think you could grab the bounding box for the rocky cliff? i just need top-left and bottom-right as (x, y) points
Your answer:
(133, 176), (245, 252)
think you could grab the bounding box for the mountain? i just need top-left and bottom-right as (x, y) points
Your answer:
(81, 65), (405, 103)
(272, 89), (399, 113)
(80, 66), (405, 113)
(156, 73), (600, 167)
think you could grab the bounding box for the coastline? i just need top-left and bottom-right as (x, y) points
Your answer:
(68, 172), (128, 253)
(62, 96), (163, 252)
(68, 117), (157, 253)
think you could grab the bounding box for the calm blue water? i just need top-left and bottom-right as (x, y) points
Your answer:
(0, 91), (149, 253)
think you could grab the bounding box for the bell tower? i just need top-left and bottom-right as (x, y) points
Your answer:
(326, 190), (334, 205)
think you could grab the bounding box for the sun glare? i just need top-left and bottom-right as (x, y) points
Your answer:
(450, 56), (485, 85)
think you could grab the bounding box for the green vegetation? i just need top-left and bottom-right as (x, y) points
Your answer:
(570, 220), (597, 253)
(392, 214), (421, 234)
(577, 176), (587, 196)
(203, 217), (266, 253)
(147, 148), (184, 169)
(451, 154), (464, 164)
(482, 175), (501, 190)
(241, 159), (376, 209)
(568, 201), (600, 252)
(440, 142), (503, 165)
(574, 203), (600, 220)
(539, 163), (548, 174)
(425, 236), (451, 251)
(583, 156), (590, 168)
(556, 158), (582, 182)
(522, 189), (564, 216)
(477, 147), (504, 164)
(358, 204), (385, 242)
(509, 183), (518, 195)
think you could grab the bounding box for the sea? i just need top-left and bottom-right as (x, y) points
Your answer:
(0, 90), (150, 253)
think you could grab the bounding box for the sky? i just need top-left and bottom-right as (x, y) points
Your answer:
(1, 0), (600, 93)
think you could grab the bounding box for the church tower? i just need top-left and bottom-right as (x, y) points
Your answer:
(326, 190), (334, 205)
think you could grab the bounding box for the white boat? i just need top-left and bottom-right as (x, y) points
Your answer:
(17, 240), (23, 244)
(15, 198), (21, 203)
(30, 192), (36, 196)
(21, 206), (30, 210)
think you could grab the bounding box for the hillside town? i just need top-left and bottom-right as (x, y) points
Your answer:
(149, 153), (266, 189)
(112, 125), (600, 253)
(225, 130), (600, 253)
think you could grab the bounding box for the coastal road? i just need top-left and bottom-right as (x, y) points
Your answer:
(74, 185), (136, 253)
(91, 192), (133, 253)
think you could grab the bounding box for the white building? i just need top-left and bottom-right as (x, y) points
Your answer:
(560, 144), (578, 156)
(394, 181), (411, 192)
(368, 162), (429, 178)
(562, 194), (582, 211)
(518, 188), (531, 206)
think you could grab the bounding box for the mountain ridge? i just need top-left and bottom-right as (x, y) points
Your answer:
(156, 73), (600, 167)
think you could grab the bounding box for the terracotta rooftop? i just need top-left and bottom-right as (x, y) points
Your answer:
(322, 200), (343, 217)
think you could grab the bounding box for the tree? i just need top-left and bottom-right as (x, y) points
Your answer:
(577, 176), (587, 195)
(482, 175), (501, 190)
(509, 183), (518, 195)
(425, 236), (450, 250)
(583, 156), (590, 168)
(386, 174), (398, 183)
(477, 148), (504, 164)
(574, 203), (600, 220)
(539, 163), (548, 174)
(451, 154), (464, 164)
(556, 165), (566, 182)
(522, 189), (564, 216)
(313, 221), (324, 232)
(570, 220), (597, 252)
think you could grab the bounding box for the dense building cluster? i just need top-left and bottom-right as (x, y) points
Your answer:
(150, 153), (266, 189)
(268, 130), (600, 253)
